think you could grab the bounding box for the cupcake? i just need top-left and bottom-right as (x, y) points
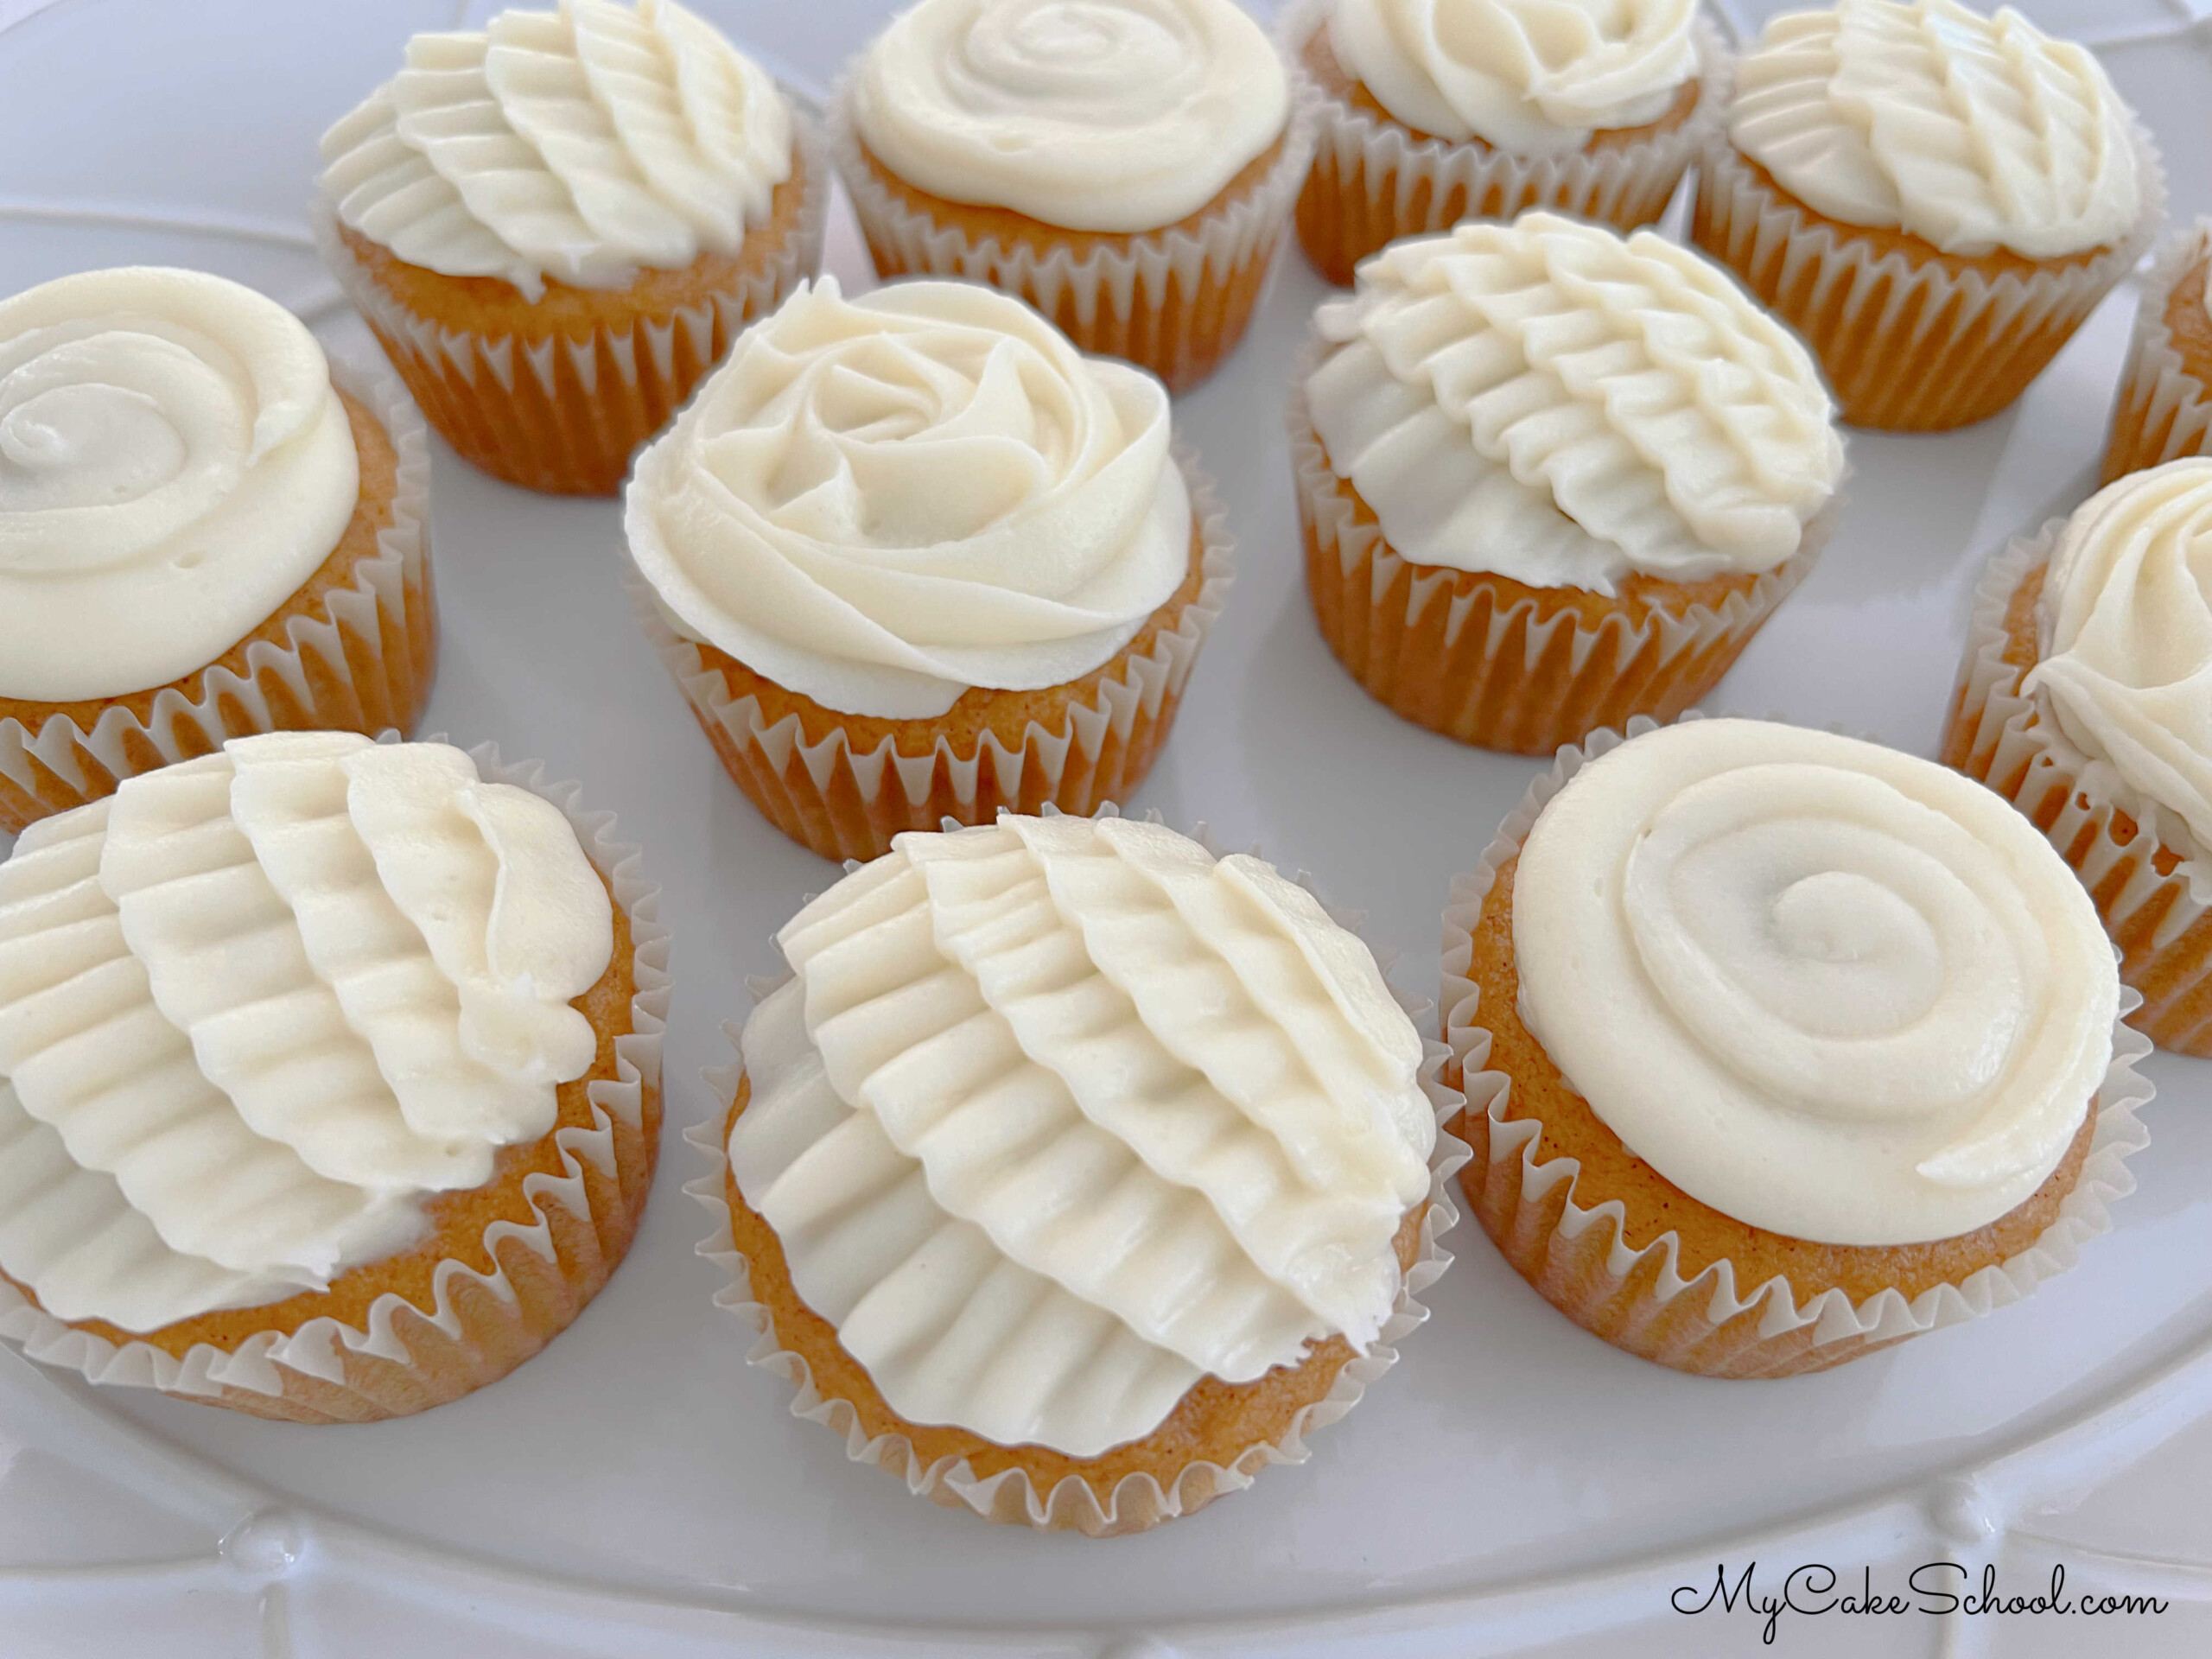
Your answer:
(2104, 221), (2212, 485)
(1945, 461), (2212, 1057)
(1694, 0), (2162, 433)
(1294, 213), (1844, 756)
(0, 731), (668, 1422)
(689, 810), (1465, 1533)
(315, 0), (828, 496)
(831, 0), (1312, 392)
(1287, 0), (1726, 286)
(0, 268), (434, 836)
(625, 276), (1233, 863)
(1444, 717), (2151, 1378)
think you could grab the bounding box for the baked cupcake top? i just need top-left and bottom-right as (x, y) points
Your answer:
(729, 813), (1435, 1455)
(626, 276), (1190, 719)
(1730, 0), (2141, 260)
(1324, 0), (1700, 155)
(318, 0), (792, 301)
(849, 0), (1288, 233)
(1515, 718), (2116, 1246)
(0, 732), (613, 1332)
(1305, 213), (1843, 594)
(2025, 459), (2212, 855)
(0, 266), (360, 704)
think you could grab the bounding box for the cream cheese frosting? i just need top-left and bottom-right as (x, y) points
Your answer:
(626, 276), (1191, 720)
(0, 267), (359, 704)
(318, 0), (794, 302)
(1729, 0), (2141, 260)
(1514, 718), (2117, 1247)
(1325, 0), (1700, 156)
(729, 815), (1435, 1456)
(2026, 460), (2212, 856)
(1305, 213), (1843, 594)
(0, 732), (613, 1332)
(849, 0), (1289, 233)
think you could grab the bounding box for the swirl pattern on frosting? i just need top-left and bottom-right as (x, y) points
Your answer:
(1729, 0), (2141, 260)
(1306, 214), (1843, 594)
(2025, 460), (2212, 855)
(626, 276), (1191, 719)
(730, 815), (1435, 1456)
(1326, 0), (1700, 155)
(849, 0), (1289, 233)
(0, 267), (359, 703)
(0, 733), (613, 1332)
(318, 0), (793, 301)
(1514, 719), (2117, 1246)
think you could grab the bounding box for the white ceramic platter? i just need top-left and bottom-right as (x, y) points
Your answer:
(7, 2), (2212, 1655)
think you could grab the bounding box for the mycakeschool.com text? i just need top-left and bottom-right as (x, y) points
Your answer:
(1671, 1560), (2170, 1645)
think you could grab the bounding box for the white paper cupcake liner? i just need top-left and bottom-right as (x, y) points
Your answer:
(2103, 219), (2212, 483)
(683, 805), (1471, 1535)
(0, 358), (435, 836)
(1281, 0), (1731, 286)
(826, 63), (1317, 391)
(1690, 118), (2166, 432)
(627, 446), (1236, 863)
(313, 105), (831, 496)
(1442, 718), (2154, 1377)
(1945, 520), (2212, 1054)
(0, 741), (671, 1422)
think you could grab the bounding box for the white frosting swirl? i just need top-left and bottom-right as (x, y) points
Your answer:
(731, 816), (1433, 1455)
(1514, 719), (2117, 1247)
(1306, 214), (1843, 594)
(1730, 0), (2141, 259)
(626, 276), (1190, 719)
(1325, 0), (1700, 156)
(2026, 460), (2212, 855)
(0, 733), (613, 1332)
(850, 0), (1289, 233)
(0, 267), (359, 703)
(318, 0), (793, 301)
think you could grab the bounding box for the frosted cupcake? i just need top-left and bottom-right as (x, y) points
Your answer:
(1945, 461), (2212, 1057)
(1445, 717), (2150, 1377)
(0, 732), (668, 1422)
(1287, 0), (1726, 286)
(2105, 221), (2212, 485)
(315, 0), (828, 495)
(0, 268), (433, 835)
(625, 277), (1233, 863)
(833, 0), (1312, 391)
(1294, 213), (1844, 755)
(1694, 0), (2161, 432)
(693, 812), (1464, 1533)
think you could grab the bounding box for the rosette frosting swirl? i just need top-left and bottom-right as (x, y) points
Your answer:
(0, 267), (359, 703)
(626, 276), (1191, 719)
(0, 733), (613, 1332)
(2026, 459), (2212, 854)
(1326, 0), (1700, 155)
(318, 0), (793, 301)
(1730, 0), (2141, 259)
(849, 0), (1289, 232)
(1514, 719), (2117, 1246)
(730, 815), (1435, 1456)
(1305, 214), (1843, 594)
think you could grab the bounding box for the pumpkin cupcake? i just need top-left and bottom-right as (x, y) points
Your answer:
(1445, 717), (2152, 1377)
(1294, 213), (1844, 755)
(624, 276), (1233, 863)
(1287, 0), (1727, 286)
(832, 0), (1313, 392)
(2104, 221), (2212, 485)
(0, 731), (668, 1422)
(0, 267), (433, 835)
(315, 0), (828, 496)
(1694, 0), (2162, 432)
(690, 810), (1465, 1533)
